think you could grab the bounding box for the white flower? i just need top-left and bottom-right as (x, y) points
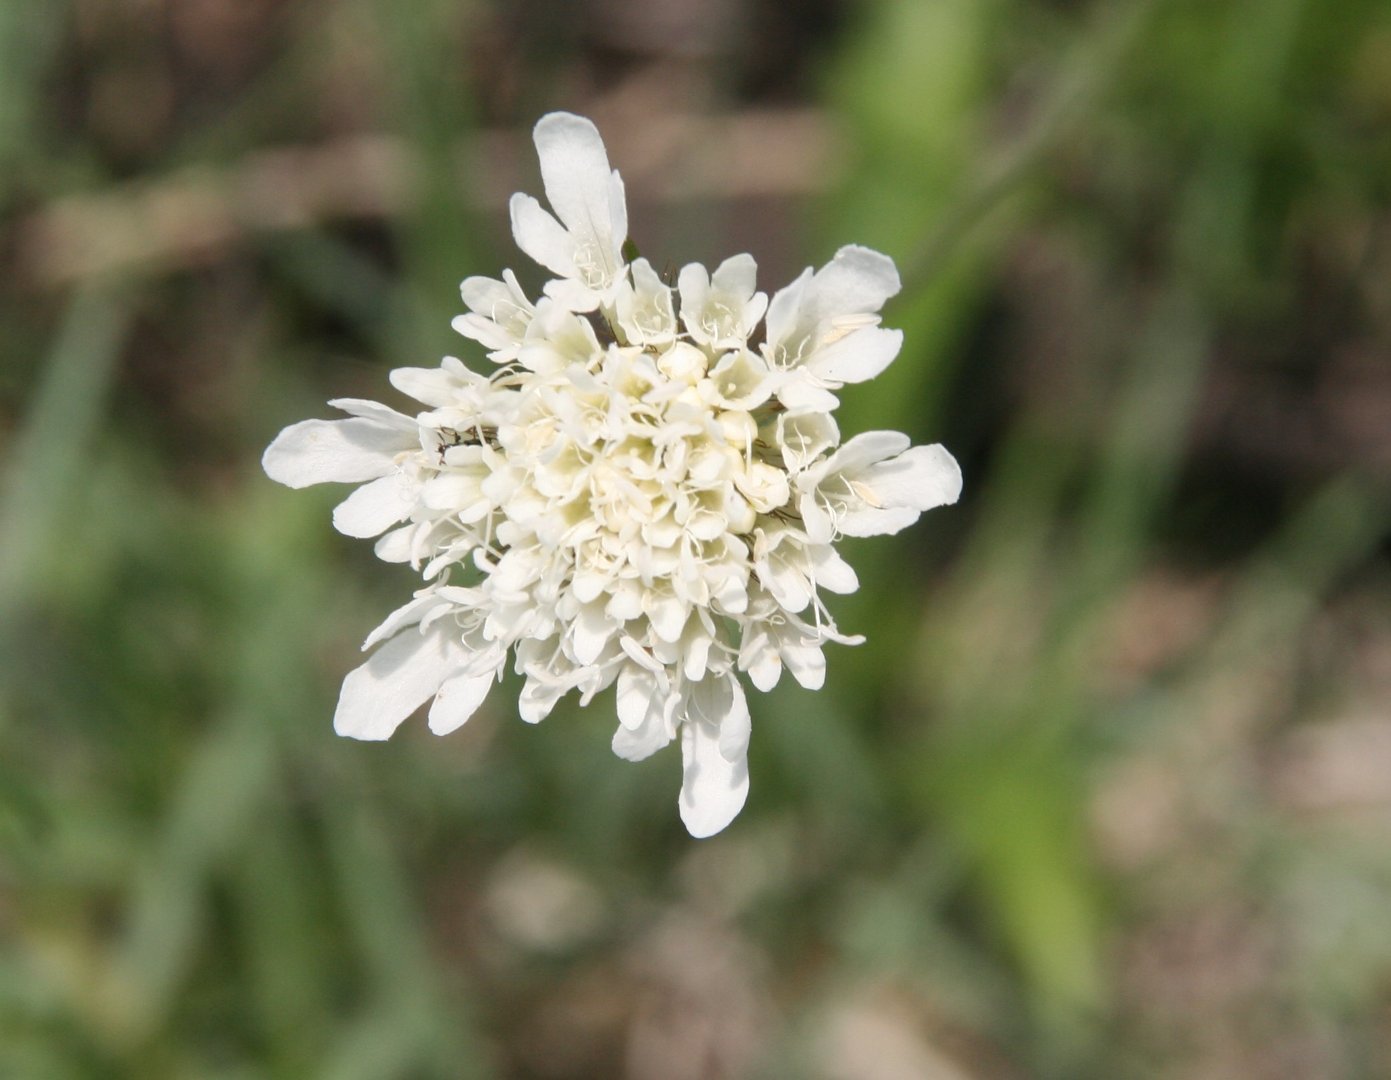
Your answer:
(678, 254), (768, 351)
(762, 245), (905, 411)
(795, 432), (963, 545)
(452, 271), (535, 363)
(508, 112), (628, 313)
(615, 258), (678, 348)
(263, 111), (962, 838)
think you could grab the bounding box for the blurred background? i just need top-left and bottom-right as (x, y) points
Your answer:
(2, 0), (1390, 1076)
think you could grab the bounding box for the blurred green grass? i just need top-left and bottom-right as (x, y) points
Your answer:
(3, 0), (1391, 1077)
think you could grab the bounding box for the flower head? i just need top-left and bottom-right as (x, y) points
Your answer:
(263, 112), (962, 837)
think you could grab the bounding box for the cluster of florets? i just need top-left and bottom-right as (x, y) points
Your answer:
(263, 113), (961, 836)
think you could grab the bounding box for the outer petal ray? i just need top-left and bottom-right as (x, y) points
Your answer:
(678, 688), (751, 839)
(332, 474), (417, 538)
(334, 627), (462, 741)
(262, 418), (416, 488)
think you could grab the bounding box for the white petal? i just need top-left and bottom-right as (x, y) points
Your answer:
(783, 643), (826, 691)
(630, 256), (668, 296)
(613, 711), (674, 762)
(708, 349), (775, 409)
(746, 649), (782, 692)
(572, 603), (614, 666)
(452, 313), (513, 353)
(835, 505), (921, 538)
(777, 412), (840, 472)
(743, 291), (770, 333)
(331, 474), (416, 538)
(811, 245), (900, 318)
(607, 581), (645, 621)
(361, 592), (445, 650)
(509, 193), (577, 280)
(326, 399), (417, 428)
(711, 571), (749, 616)
(682, 631), (713, 681)
(428, 670), (494, 735)
(678, 705), (750, 838)
(808, 327), (902, 385)
(262, 418), (414, 489)
(861, 443), (963, 511)
(533, 112), (623, 257)
(616, 664), (657, 730)
(459, 275), (523, 318)
(677, 262), (710, 330)
(571, 566), (607, 604)
(453, 272), (531, 351)
(616, 258), (674, 344)
(333, 627), (460, 741)
(774, 375), (840, 413)
(388, 366), (466, 407)
(421, 472), (482, 511)
(519, 675), (565, 724)
(374, 524), (416, 563)
(541, 277), (601, 313)
(797, 492), (835, 546)
(710, 252), (758, 298)
(684, 675), (751, 763)
(608, 171), (629, 262)
(764, 267), (812, 351)
(822, 430), (911, 477)
(646, 593), (688, 644)
(760, 551), (813, 613)
(809, 545), (858, 594)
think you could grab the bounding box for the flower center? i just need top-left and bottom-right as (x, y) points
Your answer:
(573, 241), (610, 289)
